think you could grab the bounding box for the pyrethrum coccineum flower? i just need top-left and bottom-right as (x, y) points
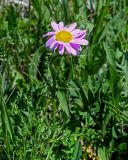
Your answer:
(44, 21), (88, 55)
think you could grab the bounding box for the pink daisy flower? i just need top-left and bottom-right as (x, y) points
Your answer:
(44, 21), (89, 55)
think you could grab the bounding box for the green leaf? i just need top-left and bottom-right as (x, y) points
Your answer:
(0, 74), (15, 144)
(31, 0), (43, 19)
(102, 113), (112, 137)
(112, 126), (118, 138)
(98, 147), (109, 160)
(118, 143), (127, 151)
(74, 80), (89, 111)
(29, 46), (43, 80)
(56, 91), (70, 117)
(103, 42), (115, 68)
(72, 141), (82, 160)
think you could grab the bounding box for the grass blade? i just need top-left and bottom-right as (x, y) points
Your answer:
(62, 0), (68, 24)
(0, 74), (15, 144)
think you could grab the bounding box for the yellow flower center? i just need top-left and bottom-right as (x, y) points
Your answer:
(55, 30), (73, 43)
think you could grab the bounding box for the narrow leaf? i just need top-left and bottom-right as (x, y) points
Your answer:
(29, 46), (43, 79)
(72, 141), (82, 160)
(56, 91), (70, 117)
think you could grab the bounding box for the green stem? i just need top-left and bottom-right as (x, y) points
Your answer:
(70, 56), (74, 80)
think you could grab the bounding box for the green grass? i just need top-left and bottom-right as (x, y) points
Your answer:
(0, 0), (128, 159)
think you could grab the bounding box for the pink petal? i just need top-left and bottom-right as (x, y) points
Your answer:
(46, 36), (55, 47)
(51, 21), (60, 31)
(71, 39), (89, 45)
(71, 29), (81, 35)
(59, 22), (64, 30)
(74, 32), (86, 39)
(53, 42), (59, 50)
(72, 29), (86, 35)
(59, 44), (64, 55)
(43, 32), (55, 37)
(70, 45), (77, 55)
(64, 43), (71, 54)
(57, 41), (64, 45)
(50, 41), (59, 52)
(50, 41), (57, 49)
(64, 43), (77, 55)
(70, 43), (80, 50)
(66, 23), (77, 32)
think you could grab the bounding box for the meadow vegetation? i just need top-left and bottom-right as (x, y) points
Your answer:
(0, 0), (128, 159)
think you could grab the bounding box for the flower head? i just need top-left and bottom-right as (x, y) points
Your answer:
(44, 21), (88, 55)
